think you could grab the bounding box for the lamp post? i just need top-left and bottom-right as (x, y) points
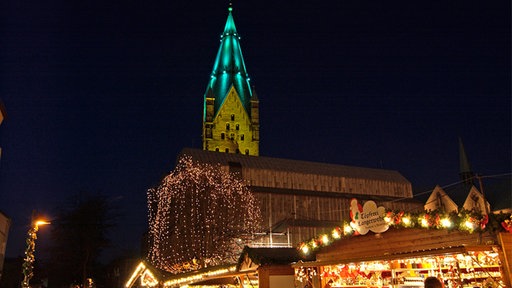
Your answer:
(21, 218), (50, 288)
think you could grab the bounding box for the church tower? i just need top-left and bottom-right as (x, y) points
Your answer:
(202, 6), (259, 156)
(459, 137), (475, 187)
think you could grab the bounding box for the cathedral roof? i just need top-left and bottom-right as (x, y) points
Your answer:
(179, 148), (411, 184)
(204, 6), (253, 117)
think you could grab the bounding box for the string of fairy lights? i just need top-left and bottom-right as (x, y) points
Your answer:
(147, 156), (262, 273)
(299, 208), (512, 256)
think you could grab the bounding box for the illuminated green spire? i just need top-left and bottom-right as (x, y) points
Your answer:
(204, 5), (253, 117)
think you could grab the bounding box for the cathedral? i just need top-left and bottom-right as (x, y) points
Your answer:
(185, 6), (421, 247)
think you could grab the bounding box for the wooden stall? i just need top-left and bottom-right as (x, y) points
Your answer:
(294, 228), (511, 288)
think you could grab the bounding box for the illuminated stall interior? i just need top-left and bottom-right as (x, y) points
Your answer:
(294, 228), (511, 288)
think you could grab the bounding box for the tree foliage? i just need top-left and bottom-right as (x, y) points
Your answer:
(147, 156), (262, 272)
(47, 193), (115, 287)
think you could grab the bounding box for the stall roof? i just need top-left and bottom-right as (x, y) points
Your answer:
(237, 246), (315, 272)
(292, 245), (496, 268)
(292, 228), (499, 268)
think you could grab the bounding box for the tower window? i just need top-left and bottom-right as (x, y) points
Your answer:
(235, 124), (239, 130)
(221, 133), (225, 140)
(241, 135), (244, 141)
(230, 133), (234, 140)
(226, 123), (230, 130)
(231, 114), (235, 121)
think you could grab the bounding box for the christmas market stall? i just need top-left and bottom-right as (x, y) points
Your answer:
(124, 260), (241, 288)
(124, 247), (313, 288)
(293, 198), (512, 288)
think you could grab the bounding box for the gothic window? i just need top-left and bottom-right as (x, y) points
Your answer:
(235, 124), (239, 130)
(231, 114), (235, 121)
(226, 123), (230, 130)
(221, 133), (225, 140)
(241, 135), (244, 141)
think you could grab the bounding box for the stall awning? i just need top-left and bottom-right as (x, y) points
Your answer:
(292, 245), (496, 268)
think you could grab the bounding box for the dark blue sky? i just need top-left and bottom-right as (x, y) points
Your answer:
(1, 1), (510, 261)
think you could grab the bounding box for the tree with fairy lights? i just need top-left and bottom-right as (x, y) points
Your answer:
(147, 156), (262, 273)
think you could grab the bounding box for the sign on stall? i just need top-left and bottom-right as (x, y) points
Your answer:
(349, 198), (389, 235)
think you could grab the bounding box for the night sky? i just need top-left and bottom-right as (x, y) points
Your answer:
(1, 1), (510, 261)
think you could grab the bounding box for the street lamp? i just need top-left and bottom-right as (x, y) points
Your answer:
(21, 218), (50, 288)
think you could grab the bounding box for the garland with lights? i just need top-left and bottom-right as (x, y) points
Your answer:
(147, 156), (262, 273)
(21, 224), (39, 288)
(299, 209), (512, 255)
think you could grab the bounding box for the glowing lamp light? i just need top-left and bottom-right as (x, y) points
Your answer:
(441, 218), (452, 228)
(384, 216), (392, 223)
(420, 218), (429, 227)
(321, 235), (329, 245)
(301, 245), (309, 255)
(402, 217), (411, 226)
(35, 220), (50, 227)
(332, 229), (341, 239)
(344, 225), (353, 234)
(465, 220), (475, 230)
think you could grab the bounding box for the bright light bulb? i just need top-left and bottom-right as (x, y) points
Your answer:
(465, 220), (474, 230)
(441, 218), (452, 228)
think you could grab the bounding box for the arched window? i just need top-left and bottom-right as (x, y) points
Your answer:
(231, 114), (235, 121)
(215, 148), (219, 152)
(226, 123), (230, 130)
(221, 133), (225, 140)
(235, 124), (239, 130)
(241, 135), (244, 141)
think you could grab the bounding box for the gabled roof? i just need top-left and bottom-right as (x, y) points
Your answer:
(237, 246), (314, 272)
(462, 186), (491, 214)
(424, 185), (458, 212)
(204, 6), (253, 117)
